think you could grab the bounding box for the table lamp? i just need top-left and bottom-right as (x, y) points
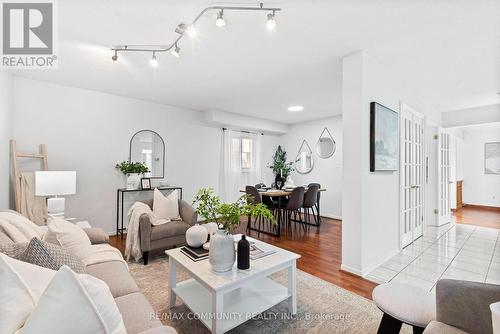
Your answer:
(35, 171), (76, 217)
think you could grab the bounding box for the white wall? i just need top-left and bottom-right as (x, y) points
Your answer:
(279, 116), (342, 219)
(0, 72), (13, 208)
(12, 77), (278, 233)
(342, 51), (439, 276)
(462, 125), (500, 207)
(442, 104), (500, 128)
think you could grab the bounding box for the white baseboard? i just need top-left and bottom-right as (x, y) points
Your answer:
(321, 213), (342, 220)
(340, 247), (400, 279)
(361, 248), (400, 277)
(340, 264), (362, 276)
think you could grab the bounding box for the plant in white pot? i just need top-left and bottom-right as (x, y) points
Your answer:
(193, 188), (275, 273)
(115, 161), (150, 190)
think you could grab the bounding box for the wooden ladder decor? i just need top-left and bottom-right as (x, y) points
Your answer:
(9, 140), (48, 212)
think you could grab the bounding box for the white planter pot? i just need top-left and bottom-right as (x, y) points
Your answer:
(126, 173), (141, 190)
(209, 230), (235, 272)
(186, 224), (208, 248)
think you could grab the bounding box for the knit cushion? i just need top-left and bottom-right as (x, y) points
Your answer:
(0, 242), (29, 258)
(18, 238), (86, 274)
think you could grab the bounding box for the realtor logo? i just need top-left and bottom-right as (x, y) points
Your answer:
(1, 1), (57, 68)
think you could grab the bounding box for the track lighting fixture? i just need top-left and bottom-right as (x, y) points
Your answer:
(110, 3), (281, 63)
(150, 52), (158, 67)
(171, 45), (180, 58)
(266, 11), (276, 31)
(215, 10), (226, 27)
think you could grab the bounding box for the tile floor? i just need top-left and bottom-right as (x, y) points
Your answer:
(367, 223), (500, 292)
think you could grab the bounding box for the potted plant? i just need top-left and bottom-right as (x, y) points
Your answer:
(268, 145), (294, 189)
(192, 188), (275, 272)
(115, 161), (150, 190)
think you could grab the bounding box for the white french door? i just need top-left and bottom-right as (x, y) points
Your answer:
(438, 129), (451, 225)
(400, 103), (425, 248)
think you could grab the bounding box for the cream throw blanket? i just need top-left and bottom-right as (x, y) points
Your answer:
(82, 244), (128, 268)
(0, 211), (44, 242)
(20, 172), (47, 226)
(125, 202), (171, 262)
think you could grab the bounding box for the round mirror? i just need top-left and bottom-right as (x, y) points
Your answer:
(295, 140), (314, 174)
(316, 127), (336, 159)
(129, 130), (165, 178)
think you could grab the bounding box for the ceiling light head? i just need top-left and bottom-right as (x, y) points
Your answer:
(288, 105), (304, 112)
(175, 23), (187, 35)
(150, 52), (158, 67)
(216, 10), (226, 27)
(171, 45), (180, 58)
(186, 25), (198, 38)
(111, 50), (118, 61)
(266, 12), (276, 31)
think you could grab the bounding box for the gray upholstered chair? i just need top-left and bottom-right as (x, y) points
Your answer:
(283, 187), (305, 229)
(423, 279), (500, 334)
(138, 199), (197, 265)
(302, 184), (320, 226)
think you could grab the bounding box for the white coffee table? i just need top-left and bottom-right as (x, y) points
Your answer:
(165, 237), (300, 334)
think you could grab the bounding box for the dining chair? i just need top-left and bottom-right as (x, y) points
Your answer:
(255, 184), (279, 209)
(302, 184), (320, 226)
(308, 182), (322, 224)
(282, 187), (305, 230)
(245, 185), (265, 233)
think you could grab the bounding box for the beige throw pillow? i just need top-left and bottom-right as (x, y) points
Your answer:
(43, 218), (92, 260)
(20, 266), (126, 334)
(153, 188), (180, 221)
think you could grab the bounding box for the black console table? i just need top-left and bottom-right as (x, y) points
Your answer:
(116, 187), (183, 238)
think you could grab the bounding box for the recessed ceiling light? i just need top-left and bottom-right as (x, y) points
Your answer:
(288, 105), (304, 112)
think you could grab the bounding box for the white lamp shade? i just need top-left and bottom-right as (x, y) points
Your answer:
(35, 171), (76, 196)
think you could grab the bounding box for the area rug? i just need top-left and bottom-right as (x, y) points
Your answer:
(129, 255), (411, 333)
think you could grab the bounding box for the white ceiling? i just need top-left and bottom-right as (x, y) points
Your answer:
(12, 0), (500, 124)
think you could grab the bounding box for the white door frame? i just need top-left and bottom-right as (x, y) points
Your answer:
(438, 128), (452, 225)
(399, 102), (426, 249)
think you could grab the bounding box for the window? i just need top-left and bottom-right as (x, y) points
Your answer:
(231, 137), (253, 171)
(241, 138), (253, 169)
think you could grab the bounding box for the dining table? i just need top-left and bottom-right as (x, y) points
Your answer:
(240, 187), (326, 237)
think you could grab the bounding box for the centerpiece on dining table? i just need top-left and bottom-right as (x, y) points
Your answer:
(192, 188), (275, 272)
(268, 145), (294, 189)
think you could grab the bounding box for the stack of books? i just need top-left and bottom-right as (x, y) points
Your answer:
(180, 246), (209, 262)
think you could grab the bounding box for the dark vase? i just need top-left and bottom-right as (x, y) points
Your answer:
(237, 235), (250, 270)
(275, 173), (285, 189)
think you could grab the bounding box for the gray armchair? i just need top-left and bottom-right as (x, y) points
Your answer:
(424, 279), (500, 334)
(139, 199), (197, 265)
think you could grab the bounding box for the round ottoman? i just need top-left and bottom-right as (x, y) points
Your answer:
(373, 282), (436, 334)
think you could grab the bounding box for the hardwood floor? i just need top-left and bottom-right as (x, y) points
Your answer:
(110, 216), (378, 299)
(453, 205), (500, 229)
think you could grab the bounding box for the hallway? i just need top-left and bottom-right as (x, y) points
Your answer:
(367, 206), (500, 292)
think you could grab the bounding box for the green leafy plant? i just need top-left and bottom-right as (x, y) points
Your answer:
(192, 188), (275, 232)
(115, 161), (150, 175)
(268, 145), (294, 177)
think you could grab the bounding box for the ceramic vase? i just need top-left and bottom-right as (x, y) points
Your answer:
(126, 173), (141, 190)
(209, 229), (235, 272)
(186, 224), (208, 248)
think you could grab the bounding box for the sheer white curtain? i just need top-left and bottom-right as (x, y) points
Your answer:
(219, 129), (262, 202)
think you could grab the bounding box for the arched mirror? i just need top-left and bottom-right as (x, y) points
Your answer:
(295, 140), (314, 174)
(316, 127), (336, 159)
(129, 130), (165, 178)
